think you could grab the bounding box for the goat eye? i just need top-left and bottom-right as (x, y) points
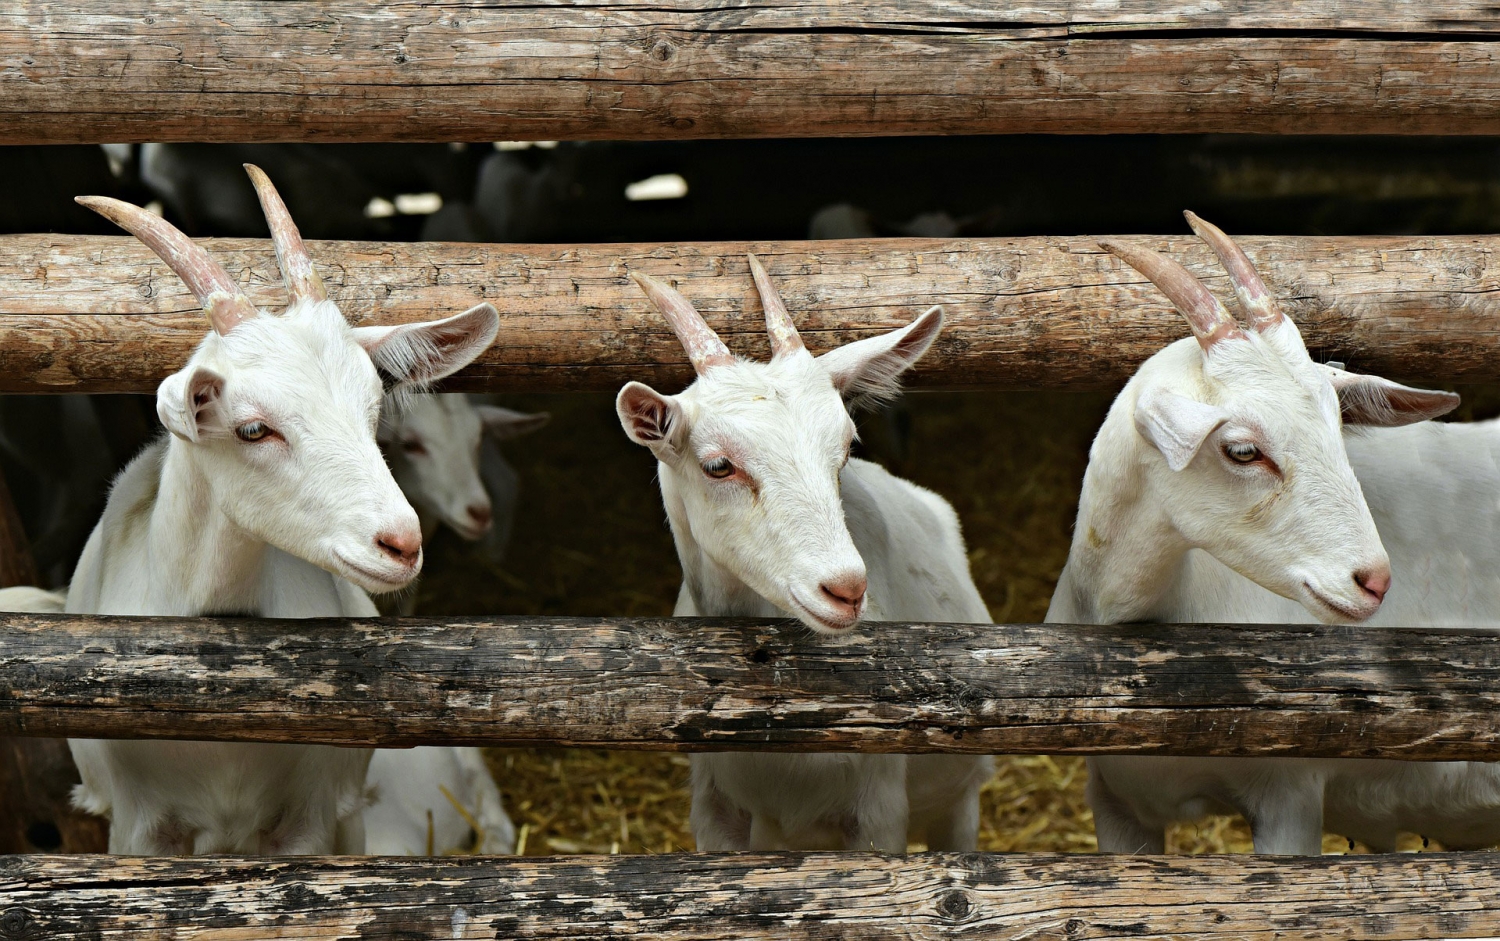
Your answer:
(402, 439), (428, 456)
(1225, 442), (1261, 464)
(702, 456), (735, 479)
(235, 422), (272, 443)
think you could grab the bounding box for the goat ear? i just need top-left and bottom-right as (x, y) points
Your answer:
(476, 405), (551, 442)
(352, 303), (500, 390)
(1319, 365), (1460, 427)
(1135, 390), (1229, 472)
(817, 306), (943, 404)
(156, 366), (226, 443)
(617, 382), (685, 454)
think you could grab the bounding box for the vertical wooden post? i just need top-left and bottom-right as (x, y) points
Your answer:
(0, 464), (107, 853)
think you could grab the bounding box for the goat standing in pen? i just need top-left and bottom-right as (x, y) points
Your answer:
(1048, 215), (1461, 855)
(62, 166), (499, 855)
(618, 257), (991, 852)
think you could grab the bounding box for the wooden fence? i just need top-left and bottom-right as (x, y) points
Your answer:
(5, 1), (1500, 937)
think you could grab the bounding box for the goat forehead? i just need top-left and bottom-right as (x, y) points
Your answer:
(214, 308), (381, 422)
(1205, 338), (1341, 434)
(689, 363), (849, 461)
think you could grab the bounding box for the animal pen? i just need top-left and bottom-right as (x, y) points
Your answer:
(2, 1), (1500, 937)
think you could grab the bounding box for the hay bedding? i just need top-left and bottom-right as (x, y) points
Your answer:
(423, 391), (1438, 856)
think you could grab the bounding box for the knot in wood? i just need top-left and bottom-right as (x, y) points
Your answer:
(670, 117), (696, 131)
(937, 889), (972, 922)
(1065, 917), (1086, 935)
(0, 907), (36, 940)
(650, 38), (676, 62)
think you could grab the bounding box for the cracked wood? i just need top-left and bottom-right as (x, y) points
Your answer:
(1, 613), (1499, 758)
(3, 234), (1500, 392)
(0, 851), (1495, 940)
(7, 2), (1500, 142)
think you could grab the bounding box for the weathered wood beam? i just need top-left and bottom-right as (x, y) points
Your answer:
(3, 612), (1500, 759)
(2, 851), (1496, 940)
(3, 234), (1500, 393)
(8, 2), (1500, 143)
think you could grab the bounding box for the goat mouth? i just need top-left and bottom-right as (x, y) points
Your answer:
(334, 551), (418, 589)
(788, 590), (858, 633)
(1302, 581), (1375, 622)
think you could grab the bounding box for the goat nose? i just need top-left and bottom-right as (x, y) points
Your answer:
(1355, 566), (1391, 603)
(466, 503), (492, 529)
(820, 574), (868, 611)
(376, 529), (422, 567)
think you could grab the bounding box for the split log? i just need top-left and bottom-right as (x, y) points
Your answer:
(3, 234), (1500, 393)
(0, 851), (1495, 940)
(8, 2), (1500, 143)
(2, 612), (1500, 759)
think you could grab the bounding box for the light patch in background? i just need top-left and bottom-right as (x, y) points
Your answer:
(394, 192), (443, 215)
(494, 141), (559, 151)
(364, 197), (397, 219)
(144, 201), (165, 217)
(625, 173), (689, 202)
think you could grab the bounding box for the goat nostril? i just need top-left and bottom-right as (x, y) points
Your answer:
(376, 531), (422, 565)
(1355, 568), (1391, 603)
(466, 504), (492, 527)
(819, 576), (868, 609)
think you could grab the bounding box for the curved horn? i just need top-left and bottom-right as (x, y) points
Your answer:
(629, 271), (735, 374)
(747, 253), (805, 359)
(1099, 238), (1243, 351)
(1184, 211), (1282, 331)
(76, 195), (255, 335)
(243, 164), (327, 307)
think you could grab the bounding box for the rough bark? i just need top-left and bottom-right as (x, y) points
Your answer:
(7, 2), (1500, 143)
(0, 613), (1498, 759)
(2, 234), (1499, 392)
(0, 851), (1494, 939)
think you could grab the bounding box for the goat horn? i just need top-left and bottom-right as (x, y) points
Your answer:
(75, 195), (255, 335)
(747, 253), (805, 359)
(244, 164), (327, 307)
(1184, 211), (1282, 332)
(629, 271), (735, 375)
(1099, 238), (1243, 351)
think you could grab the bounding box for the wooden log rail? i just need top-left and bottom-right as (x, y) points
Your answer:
(4, 234), (1500, 393)
(4, 612), (1500, 759)
(1, 851), (1496, 939)
(9, 2), (1500, 143)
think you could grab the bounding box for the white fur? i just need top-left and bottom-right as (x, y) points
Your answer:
(1089, 416), (1500, 854)
(619, 315), (992, 853)
(64, 297), (498, 855)
(364, 747), (516, 855)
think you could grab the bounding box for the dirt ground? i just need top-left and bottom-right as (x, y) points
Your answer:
(414, 388), (1447, 857)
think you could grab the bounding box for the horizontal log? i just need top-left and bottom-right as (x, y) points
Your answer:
(10, 3), (1500, 143)
(2, 851), (1496, 940)
(5, 612), (1500, 759)
(3, 234), (1500, 393)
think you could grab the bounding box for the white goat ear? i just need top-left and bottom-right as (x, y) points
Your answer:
(352, 303), (500, 390)
(476, 405), (551, 441)
(817, 306), (944, 404)
(156, 366), (226, 443)
(1319, 365), (1460, 427)
(1134, 390), (1229, 472)
(617, 382), (685, 453)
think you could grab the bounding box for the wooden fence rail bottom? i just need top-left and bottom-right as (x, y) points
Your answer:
(0, 851), (1493, 940)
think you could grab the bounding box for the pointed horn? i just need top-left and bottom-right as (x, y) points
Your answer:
(747, 253), (805, 359)
(1099, 238), (1243, 351)
(243, 164), (327, 307)
(1184, 211), (1282, 331)
(76, 196), (255, 335)
(629, 271), (735, 375)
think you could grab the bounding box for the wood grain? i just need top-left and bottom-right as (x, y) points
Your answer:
(3, 234), (1500, 393)
(0, 851), (1495, 939)
(2, 612), (1499, 759)
(8, 2), (1500, 143)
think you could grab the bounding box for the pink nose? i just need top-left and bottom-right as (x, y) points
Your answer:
(819, 575), (868, 614)
(376, 529), (422, 567)
(1355, 567), (1391, 603)
(466, 504), (492, 529)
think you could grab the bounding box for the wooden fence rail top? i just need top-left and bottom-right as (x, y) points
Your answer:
(5, 612), (1500, 759)
(2, 851), (1496, 940)
(4, 234), (1500, 393)
(9, 2), (1500, 143)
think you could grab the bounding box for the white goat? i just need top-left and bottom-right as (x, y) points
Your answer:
(1046, 214), (1461, 855)
(63, 165), (499, 855)
(617, 257), (993, 852)
(364, 747), (516, 855)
